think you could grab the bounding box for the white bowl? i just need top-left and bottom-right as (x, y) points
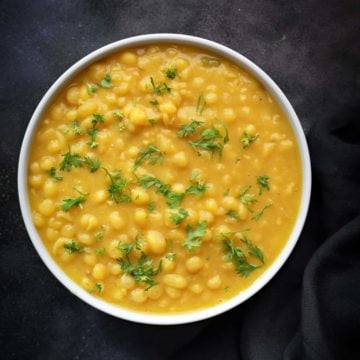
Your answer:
(18, 34), (311, 325)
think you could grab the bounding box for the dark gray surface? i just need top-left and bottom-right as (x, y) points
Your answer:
(0, 0), (358, 359)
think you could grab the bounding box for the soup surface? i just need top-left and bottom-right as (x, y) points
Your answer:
(28, 44), (302, 313)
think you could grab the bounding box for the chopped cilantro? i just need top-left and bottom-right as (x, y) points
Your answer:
(183, 221), (207, 252)
(61, 188), (87, 211)
(69, 120), (83, 135)
(48, 167), (63, 181)
(98, 73), (112, 88)
(226, 209), (240, 220)
(134, 144), (164, 170)
(177, 119), (203, 138)
(256, 175), (270, 195)
(196, 94), (206, 114)
(64, 240), (81, 254)
(103, 168), (131, 203)
(252, 202), (272, 221)
(150, 77), (171, 96)
(83, 156), (100, 173)
(241, 132), (259, 149)
(96, 248), (106, 256)
(170, 208), (189, 225)
(165, 67), (178, 79)
(186, 180), (208, 196)
(149, 99), (159, 106)
(60, 146), (83, 172)
(147, 202), (156, 213)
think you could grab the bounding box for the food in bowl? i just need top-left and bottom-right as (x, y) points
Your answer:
(27, 43), (302, 313)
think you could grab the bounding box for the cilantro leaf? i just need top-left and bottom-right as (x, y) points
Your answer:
(61, 189), (87, 211)
(150, 77), (171, 96)
(64, 240), (81, 254)
(60, 146), (83, 172)
(103, 168), (131, 204)
(177, 119), (203, 138)
(48, 167), (63, 181)
(256, 175), (270, 195)
(134, 144), (164, 170)
(186, 180), (208, 196)
(170, 208), (189, 225)
(252, 202), (272, 221)
(196, 94), (206, 114)
(98, 73), (112, 88)
(83, 156), (100, 173)
(183, 221), (207, 252)
(241, 236), (264, 264)
(241, 132), (259, 149)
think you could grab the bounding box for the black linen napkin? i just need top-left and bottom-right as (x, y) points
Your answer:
(171, 109), (360, 360)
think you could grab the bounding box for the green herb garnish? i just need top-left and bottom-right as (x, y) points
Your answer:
(60, 146), (83, 172)
(183, 221), (207, 252)
(241, 132), (259, 149)
(252, 202), (272, 221)
(69, 120), (83, 135)
(238, 186), (257, 209)
(196, 94), (206, 114)
(256, 175), (270, 195)
(222, 238), (259, 277)
(96, 248), (106, 256)
(165, 67), (178, 79)
(83, 156), (100, 173)
(150, 77), (171, 96)
(64, 240), (81, 254)
(186, 180), (208, 196)
(241, 236), (264, 264)
(226, 209), (240, 220)
(98, 73), (112, 88)
(149, 99), (159, 106)
(170, 208), (189, 225)
(134, 144), (164, 170)
(147, 202), (156, 213)
(48, 167), (63, 181)
(61, 188), (87, 211)
(177, 119), (203, 138)
(118, 252), (162, 290)
(188, 125), (225, 157)
(103, 168), (131, 203)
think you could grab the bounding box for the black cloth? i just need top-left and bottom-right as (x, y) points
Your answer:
(1, 1), (359, 359)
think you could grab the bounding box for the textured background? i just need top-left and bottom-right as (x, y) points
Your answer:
(0, 0), (358, 359)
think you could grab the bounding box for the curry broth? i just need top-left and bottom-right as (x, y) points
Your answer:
(28, 44), (302, 313)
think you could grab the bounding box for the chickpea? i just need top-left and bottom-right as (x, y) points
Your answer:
(146, 230), (167, 255)
(77, 101), (97, 118)
(131, 187), (150, 205)
(134, 208), (147, 227)
(190, 283), (204, 294)
(199, 210), (214, 224)
(83, 253), (97, 266)
(32, 212), (45, 228)
(39, 156), (55, 171)
(92, 190), (107, 204)
(119, 51), (138, 66)
(159, 101), (177, 115)
(222, 196), (238, 210)
(207, 275), (222, 290)
(186, 256), (204, 274)
(29, 174), (44, 188)
(205, 198), (218, 213)
(82, 277), (94, 292)
(165, 287), (182, 299)
(147, 285), (163, 300)
(92, 263), (107, 280)
(38, 199), (56, 217)
(162, 257), (176, 273)
(120, 274), (135, 289)
(61, 224), (75, 238)
(238, 203), (249, 220)
(78, 233), (94, 246)
(223, 108), (236, 123)
(172, 152), (188, 168)
(43, 180), (57, 198)
(129, 107), (148, 125)
(163, 274), (188, 289)
(46, 228), (59, 242)
(109, 211), (124, 230)
(130, 288), (148, 303)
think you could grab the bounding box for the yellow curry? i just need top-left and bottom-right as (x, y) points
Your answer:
(28, 44), (301, 313)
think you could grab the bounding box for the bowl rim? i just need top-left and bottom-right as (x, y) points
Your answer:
(18, 33), (312, 325)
